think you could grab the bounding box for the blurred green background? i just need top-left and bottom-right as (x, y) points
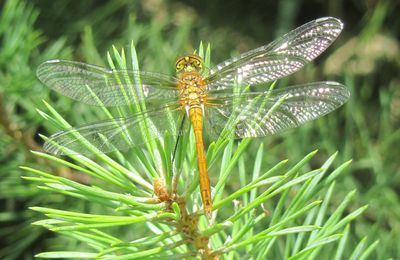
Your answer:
(0, 0), (399, 259)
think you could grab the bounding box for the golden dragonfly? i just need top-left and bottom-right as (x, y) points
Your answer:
(37, 17), (349, 217)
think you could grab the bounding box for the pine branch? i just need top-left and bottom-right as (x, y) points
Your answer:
(25, 43), (376, 259)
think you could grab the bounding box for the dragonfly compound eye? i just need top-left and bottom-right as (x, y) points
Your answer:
(189, 54), (203, 70)
(194, 59), (202, 69)
(175, 60), (184, 72)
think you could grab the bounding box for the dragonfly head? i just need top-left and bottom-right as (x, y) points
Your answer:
(175, 54), (203, 73)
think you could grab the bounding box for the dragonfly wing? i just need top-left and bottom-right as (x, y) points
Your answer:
(44, 104), (185, 155)
(37, 59), (179, 106)
(206, 17), (343, 91)
(204, 82), (349, 139)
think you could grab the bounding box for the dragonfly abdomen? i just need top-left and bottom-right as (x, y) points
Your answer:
(189, 107), (212, 218)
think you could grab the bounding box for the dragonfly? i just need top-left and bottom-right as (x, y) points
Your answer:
(37, 17), (349, 218)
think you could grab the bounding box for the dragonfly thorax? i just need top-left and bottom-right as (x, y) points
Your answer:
(177, 71), (207, 110)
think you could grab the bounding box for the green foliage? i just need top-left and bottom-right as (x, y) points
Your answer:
(0, 0), (398, 259)
(20, 44), (371, 259)
(0, 0), (71, 258)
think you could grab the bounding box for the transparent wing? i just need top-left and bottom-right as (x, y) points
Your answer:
(44, 104), (186, 155)
(206, 17), (343, 91)
(204, 82), (349, 139)
(37, 59), (179, 106)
